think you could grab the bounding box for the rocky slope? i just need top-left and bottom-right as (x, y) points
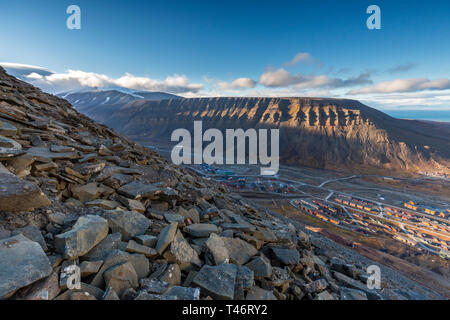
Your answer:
(0, 67), (442, 300)
(69, 97), (450, 175)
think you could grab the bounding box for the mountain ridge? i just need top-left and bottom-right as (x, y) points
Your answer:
(66, 96), (450, 176)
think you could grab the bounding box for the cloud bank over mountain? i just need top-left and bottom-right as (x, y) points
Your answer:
(2, 51), (449, 110)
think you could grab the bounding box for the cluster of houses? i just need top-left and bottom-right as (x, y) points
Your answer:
(403, 201), (449, 219)
(293, 195), (450, 259)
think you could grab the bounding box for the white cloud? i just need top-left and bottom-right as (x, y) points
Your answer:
(0, 62), (54, 78)
(284, 52), (312, 67)
(259, 68), (305, 87)
(348, 78), (450, 94)
(259, 68), (372, 89)
(217, 77), (257, 90)
(0, 63), (203, 94)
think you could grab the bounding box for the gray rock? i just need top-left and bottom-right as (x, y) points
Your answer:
(55, 215), (109, 260)
(118, 181), (160, 200)
(246, 286), (277, 300)
(245, 255), (272, 278)
(236, 265), (254, 290)
(22, 270), (60, 300)
(0, 163), (50, 212)
(104, 261), (138, 298)
(26, 146), (78, 162)
(158, 264), (181, 286)
(139, 278), (171, 294)
(135, 235), (157, 247)
(50, 145), (75, 153)
(155, 222), (178, 254)
(85, 199), (119, 210)
(170, 230), (202, 267)
(0, 234), (52, 298)
(126, 240), (157, 258)
(193, 264), (238, 300)
(271, 247), (300, 265)
(48, 212), (67, 225)
(0, 229), (11, 240)
(163, 286), (200, 300)
(82, 232), (121, 261)
(91, 250), (149, 288)
(117, 196), (145, 213)
(222, 237), (258, 265)
(204, 233), (229, 265)
(0, 121), (17, 136)
(0, 136), (25, 159)
(11, 225), (47, 251)
(102, 210), (151, 241)
(164, 213), (185, 225)
(183, 223), (219, 238)
(71, 183), (105, 203)
(80, 260), (103, 277)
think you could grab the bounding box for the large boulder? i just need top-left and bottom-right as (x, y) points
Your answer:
(0, 234), (52, 298)
(55, 215), (109, 260)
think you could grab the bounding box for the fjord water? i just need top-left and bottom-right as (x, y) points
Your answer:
(384, 110), (450, 123)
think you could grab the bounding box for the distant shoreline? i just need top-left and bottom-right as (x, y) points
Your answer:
(382, 110), (450, 123)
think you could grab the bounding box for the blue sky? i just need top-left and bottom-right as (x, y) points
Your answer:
(1, 0), (449, 110)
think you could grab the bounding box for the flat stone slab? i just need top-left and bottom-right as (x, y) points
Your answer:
(55, 215), (109, 259)
(245, 255), (272, 278)
(0, 234), (52, 298)
(102, 210), (151, 241)
(11, 225), (47, 251)
(0, 163), (50, 212)
(50, 145), (75, 153)
(192, 264), (238, 300)
(271, 247), (300, 265)
(135, 235), (157, 247)
(26, 146), (79, 162)
(118, 181), (161, 200)
(0, 136), (25, 159)
(126, 240), (157, 258)
(155, 222), (178, 254)
(0, 121), (17, 136)
(222, 237), (258, 265)
(164, 213), (185, 224)
(82, 232), (122, 261)
(183, 223), (219, 238)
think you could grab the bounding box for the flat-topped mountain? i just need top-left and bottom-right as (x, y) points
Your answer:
(66, 96), (450, 175)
